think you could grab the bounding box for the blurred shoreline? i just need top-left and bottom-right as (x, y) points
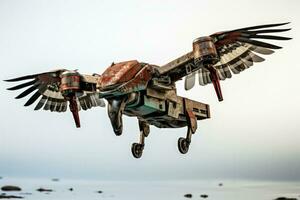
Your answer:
(1, 177), (299, 200)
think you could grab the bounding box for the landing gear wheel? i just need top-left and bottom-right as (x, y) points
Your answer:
(131, 143), (144, 159)
(178, 137), (190, 154)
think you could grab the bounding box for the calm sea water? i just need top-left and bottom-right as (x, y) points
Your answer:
(0, 178), (299, 200)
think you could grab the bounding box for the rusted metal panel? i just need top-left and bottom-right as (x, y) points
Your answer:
(167, 101), (182, 119)
(158, 37), (220, 83)
(186, 110), (197, 133)
(144, 95), (165, 112)
(97, 60), (142, 90)
(193, 36), (218, 64)
(206, 104), (211, 118)
(60, 71), (81, 93)
(183, 97), (210, 120)
(146, 88), (179, 103)
(158, 51), (194, 75)
(146, 88), (166, 100)
(118, 64), (153, 93)
(151, 77), (174, 90)
(81, 75), (98, 84)
(79, 75), (98, 93)
(97, 63), (153, 98)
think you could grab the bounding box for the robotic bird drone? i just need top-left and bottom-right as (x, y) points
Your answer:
(5, 22), (291, 158)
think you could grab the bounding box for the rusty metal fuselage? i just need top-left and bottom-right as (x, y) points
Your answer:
(96, 60), (210, 130)
(97, 60), (153, 98)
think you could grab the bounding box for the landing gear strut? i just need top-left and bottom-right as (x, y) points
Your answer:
(178, 100), (198, 154)
(131, 120), (150, 159)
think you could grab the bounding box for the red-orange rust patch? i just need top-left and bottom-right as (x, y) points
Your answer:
(98, 60), (142, 89)
(119, 65), (153, 92)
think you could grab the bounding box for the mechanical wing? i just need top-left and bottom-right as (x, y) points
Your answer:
(5, 69), (105, 127)
(158, 22), (291, 101)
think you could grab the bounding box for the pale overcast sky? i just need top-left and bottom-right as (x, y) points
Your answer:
(0, 0), (299, 181)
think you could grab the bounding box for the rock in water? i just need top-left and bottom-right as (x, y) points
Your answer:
(200, 194), (209, 198)
(184, 194), (192, 198)
(274, 197), (297, 200)
(0, 193), (23, 199)
(1, 186), (21, 192)
(36, 188), (53, 192)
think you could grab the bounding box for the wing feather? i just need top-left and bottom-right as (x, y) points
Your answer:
(248, 51), (265, 62)
(34, 95), (48, 110)
(198, 68), (211, 86)
(184, 72), (196, 90)
(79, 98), (87, 110)
(44, 97), (53, 111)
(50, 98), (57, 112)
(61, 101), (68, 112)
(7, 80), (37, 91)
(249, 45), (274, 55)
(24, 91), (42, 107)
(78, 93), (105, 110)
(229, 22), (290, 32)
(15, 84), (39, 99)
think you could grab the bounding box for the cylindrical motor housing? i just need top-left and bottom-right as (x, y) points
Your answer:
(193, 36), (219, 65)
(60, 70), (81, 96)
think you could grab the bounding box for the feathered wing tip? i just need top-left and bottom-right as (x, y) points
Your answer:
(4, 69), (64, 83)
(7, 80), (37, 90)
(24, 86), (47, 107)
(15, 85), (38, 99)
(211, 22), (292, 51)
(245, 28), (291, 34)
(237, 37), (283, 49)
(5, 74), (43, 102)
(4, 71), (66, 112)
(231, 22), (291, 32)
(4, 74), (37, 82)
(236, 22), (292, 49)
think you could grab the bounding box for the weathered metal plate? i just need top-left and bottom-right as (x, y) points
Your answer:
(97, 60), (142, 90)
(158, 51), (194, 75)
(144, 95), (165, 112)
(146, 88), (179, 103)
(183, 97), (210, 119)
(167, 101), (182, 119)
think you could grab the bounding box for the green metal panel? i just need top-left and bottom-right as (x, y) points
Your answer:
(144, 96), (165, 112)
